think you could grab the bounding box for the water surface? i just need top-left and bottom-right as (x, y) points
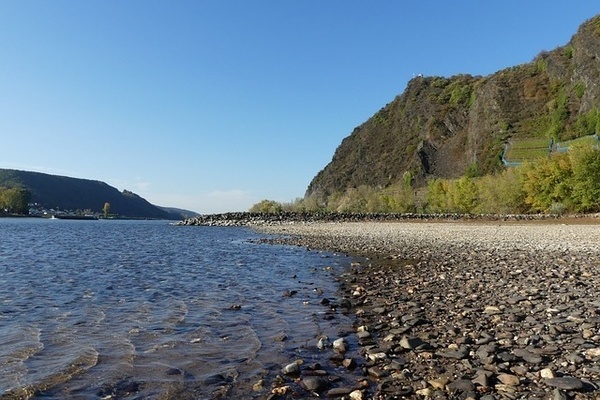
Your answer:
(0, 219), (354, 399)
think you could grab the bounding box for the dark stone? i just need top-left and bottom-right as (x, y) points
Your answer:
(436, 346), (469, 359)
(302, 376), (328, 392)
(513, 348), (543, 364)
(447, 379), (475, 393)
(326, 387), (354, 397)
(545, 377), (584, 391)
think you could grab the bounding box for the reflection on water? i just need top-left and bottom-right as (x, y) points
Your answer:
(0, 219), (354, 399)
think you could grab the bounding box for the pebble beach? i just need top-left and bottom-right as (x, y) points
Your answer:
(256, 220), (600, 399)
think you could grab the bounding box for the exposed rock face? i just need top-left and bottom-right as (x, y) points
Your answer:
(306, 15), (600, 203)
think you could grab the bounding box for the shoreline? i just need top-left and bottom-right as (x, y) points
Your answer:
(178, 211), (600, 227)
(255, 221), (600, 399)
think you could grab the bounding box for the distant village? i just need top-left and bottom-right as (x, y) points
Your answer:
(25, 203), (102, 219)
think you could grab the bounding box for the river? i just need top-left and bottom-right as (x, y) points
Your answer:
(0, 218), (356, 399)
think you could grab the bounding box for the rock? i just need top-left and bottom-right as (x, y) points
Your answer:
(544, 376), (585, 391)
(586, 347), (600, 357)
(204, 374), (226, 385)
(372, 306), (386, 314)
(326, 387), (354, 397)
(510, 365), (528, 376)
(258, 221), (600, 399)
(333, 337), (347, 353)
(399, 336), (425, 350)
(356, 330), (371, 340)
(540, 368), (556, 379)
(483, 306), (502, 315)
(436, 346), (469, 359)
(302, 376), (327, 392)
(497, 373), (520, 386)
(472, 370), (491, 387)
(317, 336), (330, 350)
(447, 379), (475, 393)
(271, 385), (289, 395)
(367, 349), (386, 361)
(513, 348), (543, 364)
(349, 390), (364, 400)
(282, 361), (301, 375)
(427, 377), (449, 390)
(416, 388), (433, 396)
(552, 388), (568, 400)
(494, 384), (516, 394)
(342, 358), (356, 369)
(252, 379), (264, 391)
(367, 366), (386, 378)
(565, 352), (584, 364)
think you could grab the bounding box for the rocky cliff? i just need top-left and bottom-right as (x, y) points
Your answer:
(307, 15), (600, 202)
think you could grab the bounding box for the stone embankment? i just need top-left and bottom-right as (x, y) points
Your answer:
(177, 212), (600, 227)
(255, 221), (600, 399)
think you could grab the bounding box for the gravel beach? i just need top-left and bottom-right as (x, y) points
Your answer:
(256, 220), (600, 399)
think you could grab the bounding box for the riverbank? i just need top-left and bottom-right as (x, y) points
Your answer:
(177, 212), (600, 227)
(255, 221), (600, 399)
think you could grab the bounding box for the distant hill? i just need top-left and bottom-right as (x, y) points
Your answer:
(158, 206), (200, 219)
(306, 15), (600, 203)
(0, 169), (190, 220)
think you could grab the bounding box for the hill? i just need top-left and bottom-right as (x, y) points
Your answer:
(0, 169), (189, 220)
(306, 15), (600, 203)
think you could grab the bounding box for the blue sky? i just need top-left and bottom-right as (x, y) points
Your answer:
(1, 2), (598, 213)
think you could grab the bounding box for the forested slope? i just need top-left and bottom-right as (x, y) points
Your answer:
(0, 169), (183, 219)
(307, 15), (600, 205)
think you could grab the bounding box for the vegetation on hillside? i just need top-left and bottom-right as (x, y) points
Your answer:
(0, 169), (184, 219)
(305, 15), (600, 207)
(252, 144), (600, 215)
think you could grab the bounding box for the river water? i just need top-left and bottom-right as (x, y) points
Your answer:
(0, 218), (356, 399)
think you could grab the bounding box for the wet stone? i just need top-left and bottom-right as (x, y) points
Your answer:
(367, 366), (386, 379)
(282, 361), (301, 375)
(326, 387), (354, 397)
(302, 376), (328, 392)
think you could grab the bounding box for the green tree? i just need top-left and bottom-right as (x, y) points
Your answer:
(426, 179), (450, 213)
(451, 176), (478, 213)
(569, 145), (600, 212)
(249, 199), (283, 213)
(520, 153), (573, 212)
(0, 187), (30, 214)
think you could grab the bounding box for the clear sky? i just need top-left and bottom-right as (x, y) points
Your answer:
(1, 2), (598, 214)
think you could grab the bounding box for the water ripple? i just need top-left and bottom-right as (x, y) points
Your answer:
(0, 219), (354, 399)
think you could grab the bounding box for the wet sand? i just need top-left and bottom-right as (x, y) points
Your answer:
(256, 220), (600, 399)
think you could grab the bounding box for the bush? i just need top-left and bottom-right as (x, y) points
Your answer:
(249, 199), (283, 213)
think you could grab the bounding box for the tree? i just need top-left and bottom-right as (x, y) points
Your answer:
(520, 153), (573, 212)
(569, 145), (600, 212)
(249, 199), (283, 213)
(103, 202), (111, 217)
(0, 187), (30, 214)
